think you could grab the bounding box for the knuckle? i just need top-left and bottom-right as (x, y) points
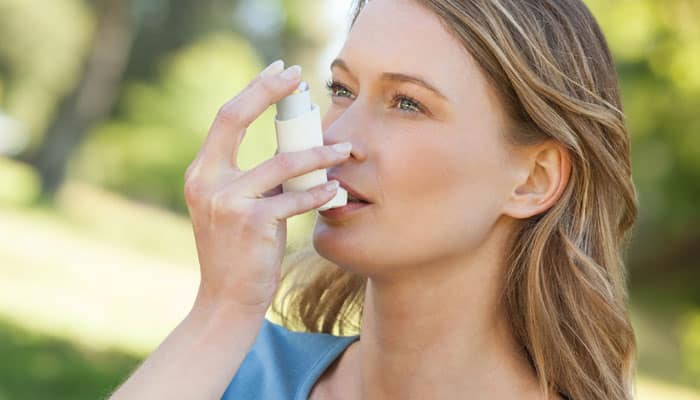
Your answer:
(297, 189), (319, 209)
(246, 209), (268, 228)
(215, 100), (244, 126)
(241, 208), (276, 242)
(184, 160), (198, 182)
(257, 77), (277, 97)
(274, 152), (295, 171)
(320, 146), (338, 162)
(209, 190), (246, 220)
(184, 178), (207, 206)
(248, 206), (270, 224)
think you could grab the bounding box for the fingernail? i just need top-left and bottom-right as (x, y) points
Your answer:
(330, 142), (352, 154)
(280, 65), (302, 81)
(324, 180), (340, 191)
(260, 59), (284, 77)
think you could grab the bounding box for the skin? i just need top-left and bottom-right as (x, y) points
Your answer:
(310, 0), (571, 399)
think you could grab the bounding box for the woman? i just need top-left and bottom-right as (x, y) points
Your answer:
(109, 0), (638, 399)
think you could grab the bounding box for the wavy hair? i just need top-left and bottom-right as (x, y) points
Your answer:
(270, 1), (639, 399)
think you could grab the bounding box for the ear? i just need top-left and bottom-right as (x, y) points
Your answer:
(502, 140), (572, 219)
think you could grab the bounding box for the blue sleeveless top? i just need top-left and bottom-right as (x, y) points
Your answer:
(221, 318), (360, 400)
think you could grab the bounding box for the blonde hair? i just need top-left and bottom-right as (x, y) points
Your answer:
(270, 1), (639, 399)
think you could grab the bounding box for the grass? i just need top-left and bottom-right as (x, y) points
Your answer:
(0, 317), (140, 400)
(0, 195), (199, 356)
(0, 175), (698, 399)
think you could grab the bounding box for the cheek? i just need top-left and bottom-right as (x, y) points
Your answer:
(383, 129), (507, 208)
(376, 129), (510, 257)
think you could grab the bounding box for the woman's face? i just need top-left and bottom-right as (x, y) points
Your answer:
(313, 0), (521, 277)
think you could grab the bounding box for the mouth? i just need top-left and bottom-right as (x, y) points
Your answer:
(318, 195), (372, 219)
(327, 174), (372, 204)
(346, 191), (371, 204)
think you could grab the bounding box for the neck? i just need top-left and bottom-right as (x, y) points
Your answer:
(350, 225), (545, 399)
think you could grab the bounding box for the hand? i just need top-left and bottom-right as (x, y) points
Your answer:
(183, 60), (352, 317)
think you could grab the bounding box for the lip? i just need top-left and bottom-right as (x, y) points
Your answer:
(318, 201), (372, 220)
(326, 173), (372, 203)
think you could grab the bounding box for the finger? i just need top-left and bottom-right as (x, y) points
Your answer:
(200, 60), (303, 171)
(255, 149), (284, 198)
(260, 180), (341, 221)
(234, 142), (353, 198)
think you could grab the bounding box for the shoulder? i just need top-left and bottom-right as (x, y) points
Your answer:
(220, 318), (359, 400)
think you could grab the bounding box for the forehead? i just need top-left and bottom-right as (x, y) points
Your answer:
(337, 0), (478, 92)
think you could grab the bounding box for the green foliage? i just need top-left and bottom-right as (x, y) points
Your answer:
(0, 317), (141, 399)
(585, 0), (700, 268)
(0, 0), (93, 144)
(682, 312), (700, 386)
(0, 156), (40, 206)
(70, 32), (278, 214)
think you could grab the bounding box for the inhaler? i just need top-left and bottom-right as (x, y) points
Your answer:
(274, 80), (348, 211)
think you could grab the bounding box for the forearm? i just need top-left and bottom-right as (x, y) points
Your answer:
(108, 299), (265, 400)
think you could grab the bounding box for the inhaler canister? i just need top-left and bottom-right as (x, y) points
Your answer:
(274, 81), (348, 211)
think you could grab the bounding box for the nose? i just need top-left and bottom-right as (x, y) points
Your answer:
(322, 106), (367, 162)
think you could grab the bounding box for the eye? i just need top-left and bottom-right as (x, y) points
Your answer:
(389, 91), (425, 114)
(324, 79), (427, 116)
(325, 79), (355, 99)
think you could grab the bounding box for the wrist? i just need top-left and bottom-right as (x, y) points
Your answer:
(191, 290), (269, 326)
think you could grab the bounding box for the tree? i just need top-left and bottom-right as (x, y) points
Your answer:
(19, 0), (135, 198)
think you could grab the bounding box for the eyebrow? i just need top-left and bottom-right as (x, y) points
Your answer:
(330, 58), (449, 101)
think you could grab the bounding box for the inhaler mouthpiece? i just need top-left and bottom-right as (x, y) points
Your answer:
(274, 81), (347, 211)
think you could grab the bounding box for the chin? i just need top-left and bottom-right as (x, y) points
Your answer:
(312, 222), (354, 254)
(312, 222), (372, 270)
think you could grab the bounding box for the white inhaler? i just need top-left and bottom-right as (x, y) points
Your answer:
(274, 80), (348, 211)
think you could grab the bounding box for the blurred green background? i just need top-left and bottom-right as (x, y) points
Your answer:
(0, 0), (697, 398)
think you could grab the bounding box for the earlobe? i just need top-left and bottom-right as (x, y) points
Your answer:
(504, 140), (572, 219)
